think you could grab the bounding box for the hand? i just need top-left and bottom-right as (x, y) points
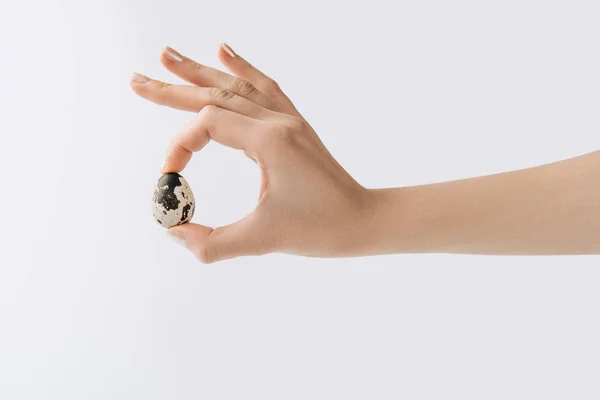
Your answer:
(131, 44), (373, 263)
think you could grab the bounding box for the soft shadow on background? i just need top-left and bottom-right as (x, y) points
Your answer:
(0, 0), (599, 399)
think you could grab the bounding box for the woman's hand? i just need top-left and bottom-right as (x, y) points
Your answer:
(131, 44), (373, 263)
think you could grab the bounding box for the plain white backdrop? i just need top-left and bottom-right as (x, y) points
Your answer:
(1, 0), (599, 398)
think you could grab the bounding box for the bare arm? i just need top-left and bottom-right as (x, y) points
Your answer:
(131, 44), (600, 262)
(366, 151), (600, 255)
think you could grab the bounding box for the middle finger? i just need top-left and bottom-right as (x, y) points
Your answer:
(160, 46), (279, 112)
(130, 73), (279, 120)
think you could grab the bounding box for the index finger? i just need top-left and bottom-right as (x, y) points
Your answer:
(163, 105), (265, 173)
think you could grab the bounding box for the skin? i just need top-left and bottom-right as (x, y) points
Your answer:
(131, 44), (600, 263)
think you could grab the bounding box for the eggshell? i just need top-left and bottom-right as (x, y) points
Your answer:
(152, 173), (195, 228)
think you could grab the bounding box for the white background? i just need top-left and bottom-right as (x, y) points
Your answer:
(1, 0), (599, 398)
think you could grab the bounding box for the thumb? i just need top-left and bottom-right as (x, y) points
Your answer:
(166, 214), (267, 264)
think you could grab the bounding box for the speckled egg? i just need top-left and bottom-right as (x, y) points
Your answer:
(152, 173), (195, 228)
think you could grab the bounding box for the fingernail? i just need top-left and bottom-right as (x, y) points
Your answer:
(164, 46), (184, 62)
(131, 72), (150, 83)
(221, 43), (236, 58)
(166, 230), (186, 247)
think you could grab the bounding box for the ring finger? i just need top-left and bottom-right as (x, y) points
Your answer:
(130, 73), (279, 120)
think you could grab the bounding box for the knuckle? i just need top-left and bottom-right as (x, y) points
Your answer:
(155, 82), (172, 105)
(286, 116), (307, 132)
(273, 123), (297, 144)
(171, 142), (189, 158)
(196, 243), (218, 264)
(260, 117), (307, 149)
(274, 117), (309, 144)
(197, 106), (219, 140)
(199, 104), (219, 118)
(193, 62), (205, 73)
(233, 78), (257, 96)
(264, 78), (281, 94)
(208, 87), (234, 101)
(195, 246), (210, 264)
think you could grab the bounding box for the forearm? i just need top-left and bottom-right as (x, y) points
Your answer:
(366, 151), (600, 255)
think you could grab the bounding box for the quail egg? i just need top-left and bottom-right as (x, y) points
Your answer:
(152, 173), (195, 228)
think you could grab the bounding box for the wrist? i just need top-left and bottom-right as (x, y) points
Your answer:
(360, 187), (414, 255)
(361, 185), (450, 255)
